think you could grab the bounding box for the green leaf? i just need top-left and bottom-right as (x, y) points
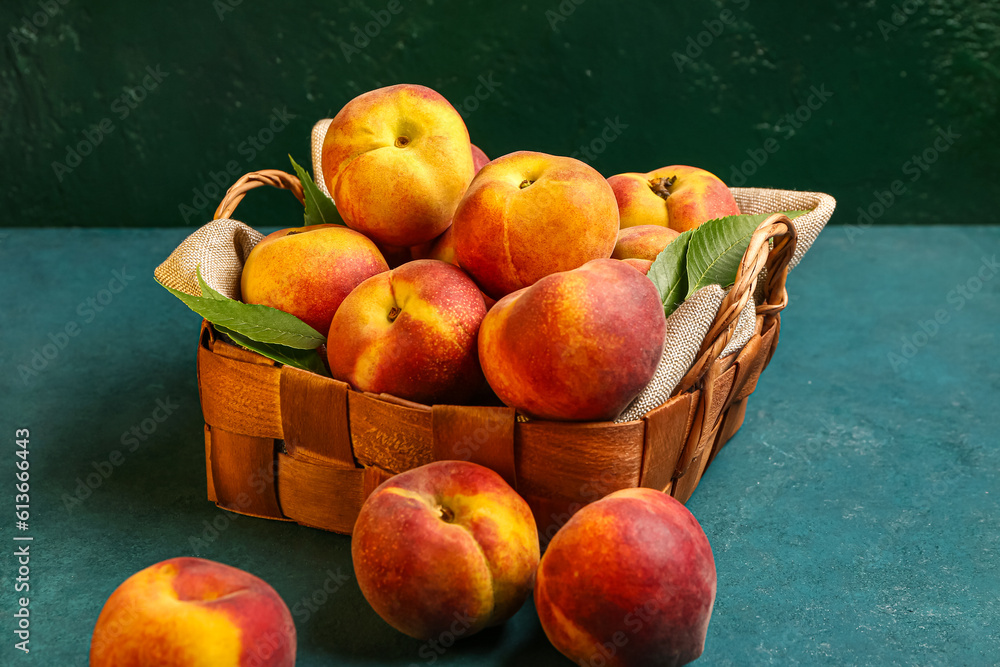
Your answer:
(214, 324), (330, 376)
(196, 268), (229, 301)
(289, 154), (346, 227)
(685, 210), (807, 297)
(648, 229), (694, 318)
(157, 267), (326, 349)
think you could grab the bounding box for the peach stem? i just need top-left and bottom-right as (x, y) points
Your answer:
(648, 175), (677, 201)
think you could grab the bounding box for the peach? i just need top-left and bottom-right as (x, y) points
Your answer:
(409, 229), (498, 309)
(478, 258), (665, 421)
(612, 224), (682, 262)
(327, 259), (487, 404)
(620, 258), (653, 275)
(240, 224), (389, 334)
(352, 460), (540, 640)
(608, 165), (740, 232)
(535, 488), (717, 667)
(321, 84), (475, 246)
(429, 226), (457, 265)
(471, 143), (490, 172)
(411, 225), (458, 266)
(373, 240), (413, 269)
(408, 146), (486, 265)
(452, 151), (619, 299)
(90, 557), (295, 666)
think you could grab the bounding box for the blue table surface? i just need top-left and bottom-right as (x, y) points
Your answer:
(0, 226), (997, 666)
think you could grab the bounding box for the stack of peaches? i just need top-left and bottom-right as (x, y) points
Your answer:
(240, 83), (742, 422)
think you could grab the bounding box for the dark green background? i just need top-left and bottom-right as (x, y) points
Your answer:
(1, 0), (998, 229)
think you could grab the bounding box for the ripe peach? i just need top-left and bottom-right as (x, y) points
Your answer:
(478, 258), (665, 421)
(90, 557), (295, 666)
(373, 240), (413, 269)
(321, 84), (475, 246)
(608, 165), (740, 232)
(352, 460), (540, 640)
(535, 489), (717, 667)
(620, 258), (653, 275)
(452, 151), (619, 299)
(612, 224), (682, 262)
(327, 259), (487, 404)
(408, 146), (486, 265)
(471, 143), (490, 172)
(411, 225), (458, 266)
(240, 224), (389, 334)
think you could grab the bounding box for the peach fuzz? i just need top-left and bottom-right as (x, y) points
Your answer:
(608, 165), (740, 233)
(478, 258), (665, 421)
(452, 151), (620, 299)
(90, 557), (295, 667)
(240, 224), (388, 334)
(321, 84), (474, 247)
(352, 460), (540, 640)
(612, 224), (681, 262)
(535, 488), (716, 667)
(327, 259), (487, 405)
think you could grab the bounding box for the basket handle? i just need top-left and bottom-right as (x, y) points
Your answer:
(213, 169), (306, 220)
(675, 213), (798, 393)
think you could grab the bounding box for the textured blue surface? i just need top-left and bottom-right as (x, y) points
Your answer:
(0, 226), (997, 665)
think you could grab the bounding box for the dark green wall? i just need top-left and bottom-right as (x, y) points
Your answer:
(1, 0), (997, 229)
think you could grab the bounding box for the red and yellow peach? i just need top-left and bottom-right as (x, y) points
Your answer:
(453, 151), (620, 299)
(535, 488), (717, 667)
(352, 460), (540, 640)
(240, 224), (388, 334)
(322, 84), (475, 246)
(90, 557), (295, 666)
(612, 224), (682, 262)
(327, 259), (487, 404)
(608, 165), (740, 232)
(478, 258), (666, 421)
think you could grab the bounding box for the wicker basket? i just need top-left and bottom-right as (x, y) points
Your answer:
(196, 171), (798, 542)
